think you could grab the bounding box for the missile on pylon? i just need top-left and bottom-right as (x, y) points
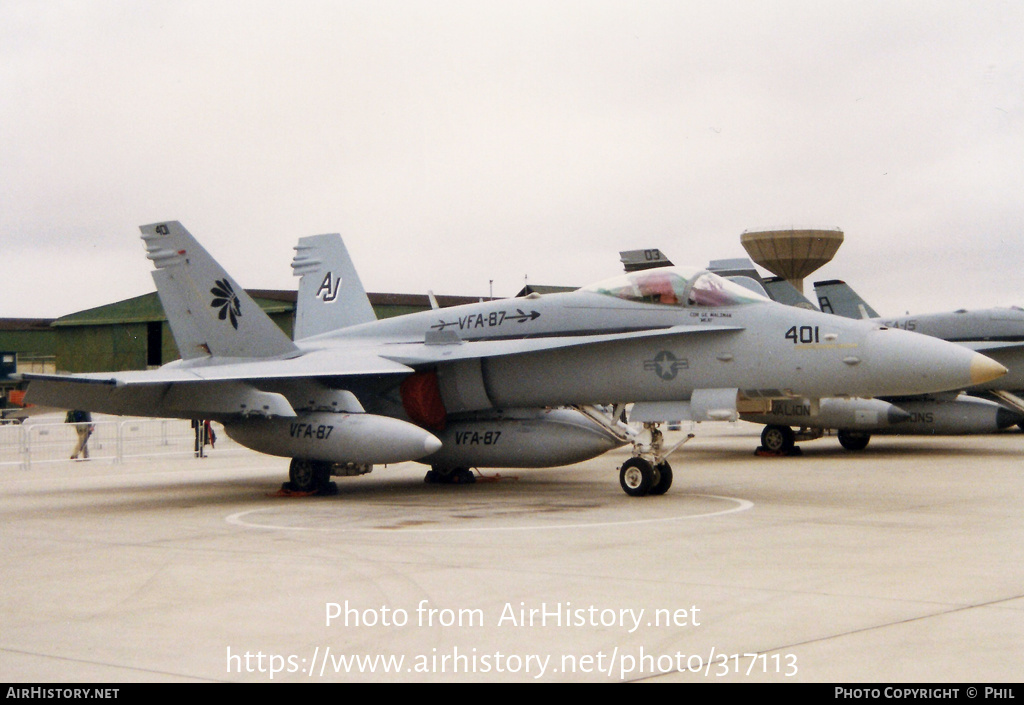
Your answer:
(873, 394), (1024, 435)
(743, 397), (912, 453)
(742, 397), (911, 432)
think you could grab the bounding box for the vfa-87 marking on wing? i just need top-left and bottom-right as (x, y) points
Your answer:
(21, 223), (1007, 497)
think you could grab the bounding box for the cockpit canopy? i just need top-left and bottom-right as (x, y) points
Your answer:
(582, 267), (769, 308)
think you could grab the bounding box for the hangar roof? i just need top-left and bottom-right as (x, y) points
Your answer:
(51, 291), (294, 327)
(48, 289), (490, 328)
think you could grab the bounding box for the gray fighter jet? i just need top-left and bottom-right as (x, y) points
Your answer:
(710, 277), (1024, 452)
(21, 223), (1007, 496)
(618, 250), (1016, 452)
(622, 249), (1023, 453)
(814, 279), (1024, 426)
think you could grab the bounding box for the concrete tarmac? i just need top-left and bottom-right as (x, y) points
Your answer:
(2, 423), (1022, 683)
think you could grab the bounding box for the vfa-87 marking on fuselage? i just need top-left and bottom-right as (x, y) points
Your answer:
(22, 222), (1008, 498)
(430, 308), (541, 333)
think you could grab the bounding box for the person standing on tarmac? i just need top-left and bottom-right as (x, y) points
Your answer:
(67, 409), (94, 460)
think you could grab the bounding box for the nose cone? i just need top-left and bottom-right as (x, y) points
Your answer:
(970, 354), (1008, 386)
(861, 328), (1008, 397)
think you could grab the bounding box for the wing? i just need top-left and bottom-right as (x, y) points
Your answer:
(21, 350), (415, 419)
(22, 324), (743, 418)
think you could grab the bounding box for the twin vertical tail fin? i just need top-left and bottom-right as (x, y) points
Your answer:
(813, 280), (880, 319)
(291, 234), (376, 339)
(141, 221), (299, 360)
(762, 277), (819, 310)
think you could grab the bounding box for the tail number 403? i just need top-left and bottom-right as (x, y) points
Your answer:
(785, 326), (820, 344)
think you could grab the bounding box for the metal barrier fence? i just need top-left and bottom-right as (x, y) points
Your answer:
(0, 418), (245, 470)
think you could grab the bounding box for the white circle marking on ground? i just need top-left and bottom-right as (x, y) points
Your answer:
(225, 494), (753, 533)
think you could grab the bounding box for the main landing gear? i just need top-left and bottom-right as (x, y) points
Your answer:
(757, 424), (871, 454)
(424, 466), (476, 484)
(286, 458), (335, 494)
(284, 458), (373, 495)
(836, 430), (871, 451)
(759, 424), (797, 454)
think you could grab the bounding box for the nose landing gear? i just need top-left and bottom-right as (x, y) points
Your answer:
(617, 422), (692, 497)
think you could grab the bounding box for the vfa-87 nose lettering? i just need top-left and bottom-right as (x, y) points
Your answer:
(22, 222), (1008, 498)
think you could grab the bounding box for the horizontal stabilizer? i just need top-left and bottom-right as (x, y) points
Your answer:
(23, 375), (295, 419)
(20, 350), (415, 419)
(22, 349), (414, 387)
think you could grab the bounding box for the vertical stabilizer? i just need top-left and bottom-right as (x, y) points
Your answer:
(762, 276), (819, 310)
(619, 248), (674, 272)
(141, 221), (299, 360)
(291, 234), (376, 339)
(814, 280), (880, 319)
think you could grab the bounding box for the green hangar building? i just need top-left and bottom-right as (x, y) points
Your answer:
(1, 289), (484, 400)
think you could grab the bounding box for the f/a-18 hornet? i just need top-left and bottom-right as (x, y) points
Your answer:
(23, 223), (1006, 496)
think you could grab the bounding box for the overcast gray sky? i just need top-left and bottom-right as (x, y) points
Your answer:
(2, 0), (1022, 319)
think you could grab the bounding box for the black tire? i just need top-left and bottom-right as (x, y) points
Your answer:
(453, 467), (476, 484)
(289, 458), (331, 493)
(425, 466), (475, 484)
(649, 461), (673, 496)
(761, 425), (795, 453)
(837, 430), (871, 451)
(619, 457), (655, 497)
